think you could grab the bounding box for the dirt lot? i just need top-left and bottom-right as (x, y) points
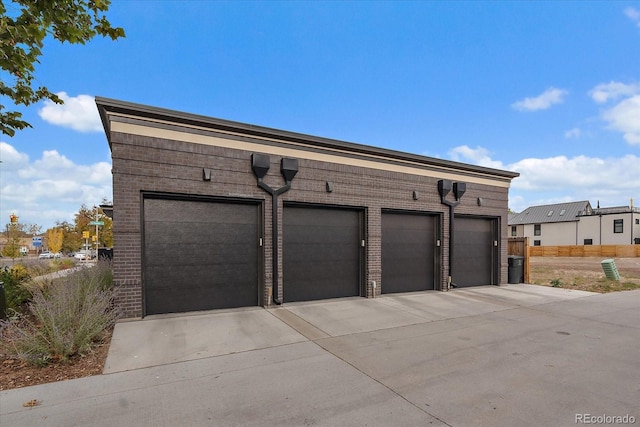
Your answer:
(529, 256), (640, 292)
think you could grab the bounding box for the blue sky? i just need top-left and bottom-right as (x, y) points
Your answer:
(1, 1), (639, 231)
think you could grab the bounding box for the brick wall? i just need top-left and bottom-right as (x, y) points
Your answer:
(109, 126), (510, 318)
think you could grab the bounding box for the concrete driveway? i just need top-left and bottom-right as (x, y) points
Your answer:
(2, 284), (638, 426)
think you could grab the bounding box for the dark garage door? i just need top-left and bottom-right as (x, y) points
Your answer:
(382, 212), (436, 293)
(453, 216), (496, 287)
(143, 197), (260, 315)
(283, 206), (362, 302)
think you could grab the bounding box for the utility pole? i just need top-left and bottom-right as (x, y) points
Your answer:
(95, 208), (99, 255)
(89, 207), (104, 259)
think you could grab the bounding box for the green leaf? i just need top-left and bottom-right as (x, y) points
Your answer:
(0, 0), (125, 136)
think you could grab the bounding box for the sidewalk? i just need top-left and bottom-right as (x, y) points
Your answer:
(2, 285), (638, 427)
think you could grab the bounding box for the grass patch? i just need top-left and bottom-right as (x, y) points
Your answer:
(582, 279), (640, 293)
(542, 276), (640, 293)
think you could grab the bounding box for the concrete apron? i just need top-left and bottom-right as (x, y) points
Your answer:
(104, 284), (595, 373)
(3, 284), (639, 427)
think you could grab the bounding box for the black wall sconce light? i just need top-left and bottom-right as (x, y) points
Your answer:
(326, 181), (334, 193)
(412, 191), (419, 200)
(251, 153), (299, 305)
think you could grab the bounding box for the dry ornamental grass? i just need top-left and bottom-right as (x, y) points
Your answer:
(1, 261), (117, 390)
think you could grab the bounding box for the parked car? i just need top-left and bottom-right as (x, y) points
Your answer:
(74, 251), (91, 260)
(38, 251), (53, 259)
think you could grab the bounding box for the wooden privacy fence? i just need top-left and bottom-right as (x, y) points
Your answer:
(508, 237), (528, 257)
(529, 245), (640, 258)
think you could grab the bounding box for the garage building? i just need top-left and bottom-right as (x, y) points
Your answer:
(97, 97), (519, 318)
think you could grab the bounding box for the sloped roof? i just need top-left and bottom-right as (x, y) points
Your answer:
(509, 201), (591, 225)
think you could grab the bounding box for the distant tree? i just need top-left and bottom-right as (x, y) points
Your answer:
(1, 222), (23, 260)
(75, 204), (93, 238)
(97, 197), (114, 247)
(74, 204), (112, 249)
(46, 227), (63, 254)
(1, 219), (40, 261)
(27, 223), (42, 237)
(97, 200), (113, 248)
(55, 220), (80, 253)
(0, 0), (125, 136)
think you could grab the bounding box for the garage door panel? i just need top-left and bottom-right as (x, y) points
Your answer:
(146, 238), (254, 266)
(283, 206), (361, 302)
(143, 198), (259, 315)
(453, 217), (494, 287)
(382, 213), (435, 293)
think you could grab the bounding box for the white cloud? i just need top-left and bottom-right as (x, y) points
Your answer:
(0, 142), (111, 229)
(625, 7), (640, 27)
(601, 95), (640, 145)
(589, 81), (640, 146)
(448, 145), (504, 169)
(38, 92), (102, 132)
(511, 87), (568, 112)
(447, 145), (640, 212)
(0, 141), (30, 169)
(589, 81), (640, 103)
(564, 128), (581, 139)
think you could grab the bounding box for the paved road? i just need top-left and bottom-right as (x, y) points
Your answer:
(1, 285), (638, 426)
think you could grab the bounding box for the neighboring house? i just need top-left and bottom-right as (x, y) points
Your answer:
(509, 200), (640, 246)
(0, 236), (40, 256)
(579, 204), (640, 245)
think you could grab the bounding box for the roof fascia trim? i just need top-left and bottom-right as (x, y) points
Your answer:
(95, 96), (519, 180)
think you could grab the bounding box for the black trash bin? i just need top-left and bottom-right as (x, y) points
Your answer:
(508, 256), (524, 284)
(98, 248), (113, 261)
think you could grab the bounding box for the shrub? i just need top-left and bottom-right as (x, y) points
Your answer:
(0, 261), (119, 366)
(52, 258), (76, 271)
(1, 265), (32, 312)
(67, 259), (113, 291)
(550, 278), (563, 288)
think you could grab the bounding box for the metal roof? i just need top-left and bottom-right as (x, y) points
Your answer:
(508, 201), (592, 225)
